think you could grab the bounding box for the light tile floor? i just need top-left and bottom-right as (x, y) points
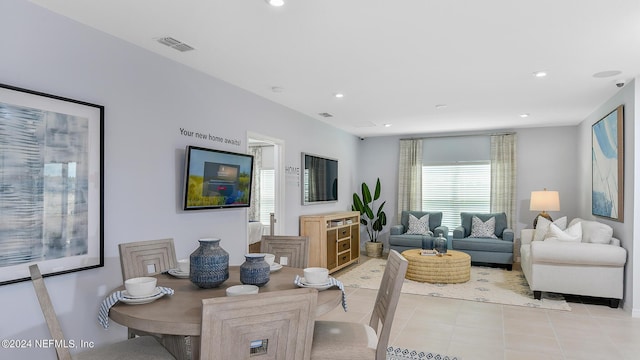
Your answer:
(319, 259), (640, 360)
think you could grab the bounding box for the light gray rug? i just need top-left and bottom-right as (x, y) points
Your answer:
(337, 258), (570, 310)
(387, 346), (459, 360)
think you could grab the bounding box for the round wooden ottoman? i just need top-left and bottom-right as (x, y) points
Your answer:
(401, 249), (471, 284)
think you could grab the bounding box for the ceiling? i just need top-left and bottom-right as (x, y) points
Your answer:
(29, 0), (640, 138)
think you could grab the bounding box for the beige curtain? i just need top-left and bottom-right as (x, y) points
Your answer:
(397, 139), (423, 221)
(490, 134), (517, 229)
(248, 146), (262, 222)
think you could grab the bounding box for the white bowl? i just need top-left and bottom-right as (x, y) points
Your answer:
(303, 267), (329, 284)
(262, 253), (276, 266)
(124, 277), (157, 297)
(177, 259), (190, 273)
(226, 285), (259, 297)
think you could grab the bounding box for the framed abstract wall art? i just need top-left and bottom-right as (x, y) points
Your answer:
(0, 83), (104, 285)
(591, 105), (624, 222)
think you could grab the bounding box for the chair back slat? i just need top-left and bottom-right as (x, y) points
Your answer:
(29, 265), (73, 360)
(200, 288), (318, 360)
(119, 238), (177, 281)
(369, 250), (408, 359)
(260, 236), (309, 269)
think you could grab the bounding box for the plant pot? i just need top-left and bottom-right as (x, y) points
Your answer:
(365, 241), (383, 258)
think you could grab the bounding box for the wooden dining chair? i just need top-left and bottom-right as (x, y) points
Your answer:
(119, 238), (178, 281)
(310, 250), (408, 360)
(200, 288), (318, 360)
(260, 235), (310, 268)
(118, 238), (186, 352)
(29, 264), (175, 360)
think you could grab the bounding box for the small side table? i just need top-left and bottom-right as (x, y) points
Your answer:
(401, 249), (471, 284)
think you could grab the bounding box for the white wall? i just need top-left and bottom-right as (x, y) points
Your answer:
(0, 1), (359, 358)
(576, 79), (636, 314)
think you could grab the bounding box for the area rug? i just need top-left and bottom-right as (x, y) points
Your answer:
(337, 258), (570, 311)
(387, 346), (459, 360)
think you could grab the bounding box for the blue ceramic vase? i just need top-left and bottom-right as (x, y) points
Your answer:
(240, 254), (270, 287)
(190, 238), (229, 288)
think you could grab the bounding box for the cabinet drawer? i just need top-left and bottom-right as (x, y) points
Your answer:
(337, 239), (351, 252)
(337, 226), (350, 239)
(337, 252), (351, 266)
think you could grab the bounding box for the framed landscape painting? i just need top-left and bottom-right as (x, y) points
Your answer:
(591, 105), (624, 222)
(0, 83), (104, 285)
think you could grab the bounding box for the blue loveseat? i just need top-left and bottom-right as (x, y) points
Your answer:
(452, 212), (514, 270)
(389, 211), (449, 253)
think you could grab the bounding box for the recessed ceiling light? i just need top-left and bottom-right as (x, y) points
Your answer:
(265, 0), (284, 7)
(384, 124), (392, 128)
(334, 93), (344, 98)
(532, 71), (547, 78)
(520, 113), (530, 118)
(593, 70), (622, 78)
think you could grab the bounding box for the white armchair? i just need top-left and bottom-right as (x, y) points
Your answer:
(520, 218), (627, 308)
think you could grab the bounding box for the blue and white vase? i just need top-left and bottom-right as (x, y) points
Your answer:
(240, 254), (270, 287)
(190, 238), (229, 288)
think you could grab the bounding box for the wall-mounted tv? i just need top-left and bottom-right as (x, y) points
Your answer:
(302, 152), (338, 205)
(183, 145), (254, 210)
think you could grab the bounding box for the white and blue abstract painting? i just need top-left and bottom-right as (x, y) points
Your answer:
(592, 106), (623, 221)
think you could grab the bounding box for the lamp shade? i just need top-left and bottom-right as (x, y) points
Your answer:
(530, 190), (560, 211)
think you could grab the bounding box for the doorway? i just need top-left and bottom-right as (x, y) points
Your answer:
(247, 132), (284, 238)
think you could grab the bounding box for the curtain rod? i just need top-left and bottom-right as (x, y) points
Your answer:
(400, 131), (516, 141)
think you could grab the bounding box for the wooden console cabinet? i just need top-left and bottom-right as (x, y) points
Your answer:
(300, 211), (360, 273)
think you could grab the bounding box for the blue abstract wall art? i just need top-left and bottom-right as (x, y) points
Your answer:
(591, 105), (624, 221)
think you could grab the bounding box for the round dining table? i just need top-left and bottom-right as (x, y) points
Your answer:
(109, 266), (343, 360)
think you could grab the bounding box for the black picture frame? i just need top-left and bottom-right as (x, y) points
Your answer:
(0, 83), (104, 285)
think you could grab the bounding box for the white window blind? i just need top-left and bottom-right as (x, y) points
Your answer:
(259, 169), (275, 226)
(421, 162), (491, 231)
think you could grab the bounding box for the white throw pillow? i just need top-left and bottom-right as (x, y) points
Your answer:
(406, 214), (432, 236)
(544, 222), (582, 243)
(533, 216), (567, 242)
(469, 216), (498, 238)
(568, 218), (613, 244)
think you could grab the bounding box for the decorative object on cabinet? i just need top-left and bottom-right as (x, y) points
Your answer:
(300, 211), (360, 273)
(260, 235), (310, 268)
(0, 83), (104, 286)
(592, 105), (624, 221)
(190, 238), (229, 288)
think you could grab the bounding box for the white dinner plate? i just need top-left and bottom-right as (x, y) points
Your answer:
(168, 269), (190, 279)
(296, 277), (333, 291)
(270, 263), (283, 272)
(121, 288), (165, 305)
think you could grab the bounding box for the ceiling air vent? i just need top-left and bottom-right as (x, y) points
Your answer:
(318, 112), (333, 118)
(156, 37), (195, 52)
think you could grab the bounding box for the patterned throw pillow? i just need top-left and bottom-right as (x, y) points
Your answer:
(469, 216), (498, 238)
(406, 214), (433, 236)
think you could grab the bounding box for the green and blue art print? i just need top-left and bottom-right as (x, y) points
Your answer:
(592, 105), (624, 221)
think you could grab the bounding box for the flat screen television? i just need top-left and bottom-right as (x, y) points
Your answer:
(183, 145), (254, 210)
(302, 152), (338, 205)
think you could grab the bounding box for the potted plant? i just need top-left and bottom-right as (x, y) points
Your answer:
(352, 178), (387, 257)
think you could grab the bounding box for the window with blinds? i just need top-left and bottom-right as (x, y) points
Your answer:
(259, 169), (275, 225)
(421, 162), (491, 231)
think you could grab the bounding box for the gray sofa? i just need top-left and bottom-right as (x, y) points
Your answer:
(389, 211), (449, 253)
(452, 212), (514, 270)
